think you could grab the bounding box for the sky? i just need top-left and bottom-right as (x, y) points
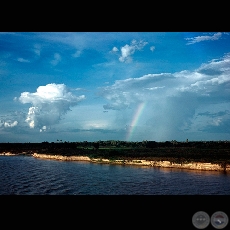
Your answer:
(0, 32), (230, 143)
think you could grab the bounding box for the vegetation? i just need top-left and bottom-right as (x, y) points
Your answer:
(1, 140), (230, 168)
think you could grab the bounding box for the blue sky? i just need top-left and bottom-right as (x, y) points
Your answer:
(0, 32), (230, 143)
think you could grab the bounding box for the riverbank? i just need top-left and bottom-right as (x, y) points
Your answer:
(31, 152), (230, 172)
(1, 151), (229, 172)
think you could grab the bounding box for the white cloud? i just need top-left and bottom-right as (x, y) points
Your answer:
(100, 53), (230, 109)
(145, 86), (165, 90)
(98, 73), (174, 110)
(17, 58), (30, 63)
(34, 44), (41, 57)
(25, 106), (38, 128)
(113, 40), (148, 63)
(98, 53), (230, 140)
(6, 121), (18, 128)
(112, 47), (118, 52)
(0, 120), (18, 128)
(185, 32), (222, 45)
(18, 83), (86, 131)
(72, 50), (82, 58)
(150, 46), (155, 52)
(177, 53), (230, 95)
(51, 53), (61, 66)
(40, 126), (46, 132)
(81, 120), (109, 129)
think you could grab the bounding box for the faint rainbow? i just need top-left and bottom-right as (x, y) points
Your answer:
(126, 102), (146, 141)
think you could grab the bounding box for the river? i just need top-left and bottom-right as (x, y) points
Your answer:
(1, 155), (230, 195)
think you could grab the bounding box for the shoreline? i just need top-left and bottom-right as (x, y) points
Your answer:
(32, 153), (230, 172)
(0, 152), (230, 172)
(1, 152), (229, 172)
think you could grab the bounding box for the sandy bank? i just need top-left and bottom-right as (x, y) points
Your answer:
(32, 153), (91, 161)
(0, 152), (17, 156)
(32, 153), (230, 172)
(0, 152), (32, 156)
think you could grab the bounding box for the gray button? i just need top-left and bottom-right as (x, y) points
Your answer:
(211, 211), (229, 229)
(192, 211), (210, 229)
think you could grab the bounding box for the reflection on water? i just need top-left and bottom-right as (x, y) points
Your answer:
(0, 155), (230, 195)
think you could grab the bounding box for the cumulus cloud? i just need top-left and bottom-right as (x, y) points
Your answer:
(111, 40), (148, 63)
(0, 120), (18, 128)
(98, 53), (230, 140)
(185, 32), (222, 45)
(178, 53), (230, 98)
(40, 126), (46, 132)
(112, 47), (119, 52)
(18, 83), (85, 131)
(98, 73), (174, 110)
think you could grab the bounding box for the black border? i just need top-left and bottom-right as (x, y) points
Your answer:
(1, 3), (228, 32)
(1, 7), (229, 229)
(1, 195), (229, 229)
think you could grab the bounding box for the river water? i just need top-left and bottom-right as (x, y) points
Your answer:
(1, 155), (230, 195)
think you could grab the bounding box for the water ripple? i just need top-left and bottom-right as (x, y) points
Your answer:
(0, 155), (230, 195)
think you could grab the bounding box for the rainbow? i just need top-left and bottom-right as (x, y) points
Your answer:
(126, 102), (146, 141)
